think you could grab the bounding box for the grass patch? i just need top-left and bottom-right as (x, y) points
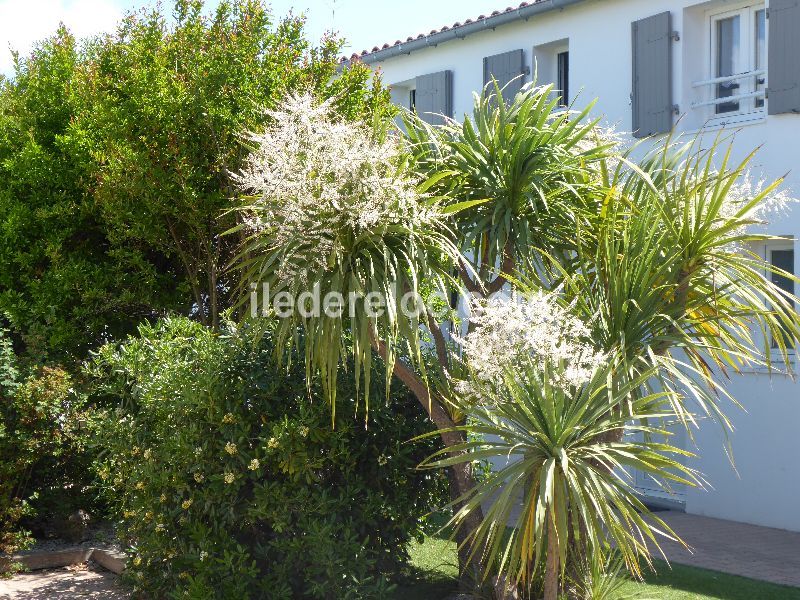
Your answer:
(394, 535), (800, 599)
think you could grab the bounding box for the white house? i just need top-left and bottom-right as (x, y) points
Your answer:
(351, 0), (800, 533)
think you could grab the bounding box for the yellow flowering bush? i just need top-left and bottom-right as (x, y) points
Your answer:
(92, 318), (447, 599)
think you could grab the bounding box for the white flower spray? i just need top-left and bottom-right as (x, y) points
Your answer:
(720, 172), (796, 231)
(454, 291), (605, 403)
(234, 92), (437, 287)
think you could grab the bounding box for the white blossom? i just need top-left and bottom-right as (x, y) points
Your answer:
(234, 92), (438, 287)
(455, 291), (605, 399)
(720, 172), (796, 227)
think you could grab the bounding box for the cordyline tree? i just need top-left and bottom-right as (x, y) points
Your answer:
(234, 82), (800, 598)
(411, 90), (800, 599)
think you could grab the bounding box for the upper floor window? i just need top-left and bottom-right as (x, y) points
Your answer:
(533, 38), (569, 107)
(705, 4), (766, 119)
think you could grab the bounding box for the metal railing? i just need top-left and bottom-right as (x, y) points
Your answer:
(690, 70), (766, 110)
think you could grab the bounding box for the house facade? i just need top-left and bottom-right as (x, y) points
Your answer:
(354, 0), (800, 532)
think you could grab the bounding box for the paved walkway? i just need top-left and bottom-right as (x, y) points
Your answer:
(0, 564), (129, 599)
(653, 511), (800, 588)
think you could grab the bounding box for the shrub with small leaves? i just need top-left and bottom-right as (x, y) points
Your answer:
(91, 317), (447, 599)
(1, 329), (99, 561)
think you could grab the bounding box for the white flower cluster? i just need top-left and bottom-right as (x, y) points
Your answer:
(720, 172), (796, 229)
(234, 93), (435, 285)
(455, 291), (605, 399)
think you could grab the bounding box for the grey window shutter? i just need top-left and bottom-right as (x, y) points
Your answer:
(631, 12), (673, 138)
(483, 49), (525, 101)
(414, 70), (453, 125)
(767, 0), (800, 115)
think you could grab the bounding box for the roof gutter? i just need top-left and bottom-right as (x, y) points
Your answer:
(348, 0), (588, 66)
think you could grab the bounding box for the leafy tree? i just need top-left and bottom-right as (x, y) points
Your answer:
(83, 0), (392, 330)
(0, 27), (183, 361)
(0, 0), (391, 362)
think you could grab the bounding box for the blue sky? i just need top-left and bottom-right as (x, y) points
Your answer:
(0, 0), (502, 76)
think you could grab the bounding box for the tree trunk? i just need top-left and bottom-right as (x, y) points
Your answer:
(445, 431), (486, 590)
(370, 333), (485, 587)
(544, 509), (559, 600)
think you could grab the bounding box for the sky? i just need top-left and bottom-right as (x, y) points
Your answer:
(0, 0), (504, 76)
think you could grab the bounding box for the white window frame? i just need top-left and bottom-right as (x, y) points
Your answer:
(696, 2), (767, 126)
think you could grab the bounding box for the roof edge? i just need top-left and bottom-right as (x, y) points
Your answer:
(343, 0), (588, 66)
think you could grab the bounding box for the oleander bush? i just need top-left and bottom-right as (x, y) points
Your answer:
(91, 317), (448, 599)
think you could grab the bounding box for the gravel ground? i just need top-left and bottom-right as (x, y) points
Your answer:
(18, 524), (121, 556)
(0, 563), (130, 599)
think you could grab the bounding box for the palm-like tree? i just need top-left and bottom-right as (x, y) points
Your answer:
(233, 86), (607, 586)
(420, 355), (700, 599)
(409, 86), (799, 597)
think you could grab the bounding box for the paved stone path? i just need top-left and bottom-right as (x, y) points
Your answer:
(0, 564), (129, 599)
(653, 511), (800, 588)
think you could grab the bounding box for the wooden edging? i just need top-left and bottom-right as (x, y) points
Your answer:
(0, 547), (127, 575)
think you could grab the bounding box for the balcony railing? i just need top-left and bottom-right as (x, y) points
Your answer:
(690, 70), (766, 110)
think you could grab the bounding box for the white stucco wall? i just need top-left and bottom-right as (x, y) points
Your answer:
(367, 0), (800, 532)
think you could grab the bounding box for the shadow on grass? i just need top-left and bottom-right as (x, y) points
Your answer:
(390, 532), (460, 600)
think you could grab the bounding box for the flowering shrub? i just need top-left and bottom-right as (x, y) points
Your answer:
(91, 317), (448, 599)
(235, 92), (438, 288)
(234, 93), (460, 414)
(0, 333), (98, 561)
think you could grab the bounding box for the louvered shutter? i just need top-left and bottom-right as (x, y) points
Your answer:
(631, 12), (673, 138)
(767, 0), (800, 114)
(414, 71), (453, 125)
(483, 49), (525, 101)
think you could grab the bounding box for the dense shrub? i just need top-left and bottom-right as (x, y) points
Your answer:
(91, 317), (448, 599)
(0, 329), (99, 558)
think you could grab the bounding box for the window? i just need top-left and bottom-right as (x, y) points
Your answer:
(557, 51), (569, 106)
(533, 39), (569, 107)
(767, 244), (796, 350)
(409, 88), (416, 112)
(706, 4), (766, 117)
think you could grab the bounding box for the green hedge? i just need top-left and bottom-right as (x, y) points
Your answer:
(91, 317), (448, 599)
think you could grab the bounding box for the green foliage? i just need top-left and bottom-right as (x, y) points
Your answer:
(562, 137), (800, 429)
(404, 80), (609, 283)
(0, 26), (180, 361)
(84, 0), (393, 330)
(92, 317), (448, 599)
(0, 339), (98, 558)
(421, 357), (699, 594)
(405, 83), (800, 596)
(0, 0), (393, 362)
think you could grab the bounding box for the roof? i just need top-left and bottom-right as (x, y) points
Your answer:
(341, 0), (588, 65)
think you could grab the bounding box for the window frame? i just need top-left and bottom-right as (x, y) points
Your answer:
(702, 2), (767, 126)
(762, 239), (797, 358)
(556, 50), (569, 107)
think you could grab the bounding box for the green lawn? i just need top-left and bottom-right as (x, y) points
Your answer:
(393, 536), (800, 600)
